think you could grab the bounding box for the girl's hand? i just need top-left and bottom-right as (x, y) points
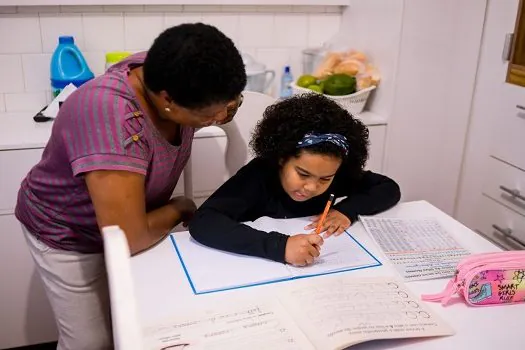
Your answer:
(284, 234), (324, 266)
(305, 209), (351, 238)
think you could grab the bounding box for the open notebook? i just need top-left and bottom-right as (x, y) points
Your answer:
(144, 276), (454, 349)
(171, 217), (381, 294)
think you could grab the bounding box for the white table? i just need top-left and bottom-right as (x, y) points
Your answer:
(130, 200), (525, 349)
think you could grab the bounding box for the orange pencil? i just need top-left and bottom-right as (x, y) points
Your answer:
(316, 193), (335, 235)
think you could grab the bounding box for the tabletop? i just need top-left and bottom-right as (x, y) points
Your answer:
(128, 200), (525, 349)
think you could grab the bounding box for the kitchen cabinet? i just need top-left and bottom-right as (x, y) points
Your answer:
(507, 0), (525, 87)
(456, 0), (525, 250)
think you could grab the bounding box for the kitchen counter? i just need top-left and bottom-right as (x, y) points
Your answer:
(0, 110), (386, 151)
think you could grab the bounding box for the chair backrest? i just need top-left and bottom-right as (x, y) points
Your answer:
(102, 226), (143, 350)
(217, 91), (276, 178)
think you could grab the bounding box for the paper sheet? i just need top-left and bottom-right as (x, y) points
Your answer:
(172, 217), (380, 294)
(360, 217), (470, 281)
(143, 300), (315, 350)
(279, 276), (455, 350)
(249, 217), (380, 278)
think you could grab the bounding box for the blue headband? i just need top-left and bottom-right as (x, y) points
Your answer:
(297, 133), (349, 155)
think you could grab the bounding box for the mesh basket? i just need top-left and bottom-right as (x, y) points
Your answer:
(291, 83), (376, 115)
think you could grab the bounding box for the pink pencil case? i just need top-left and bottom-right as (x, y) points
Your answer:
(422, 251), (525, 306)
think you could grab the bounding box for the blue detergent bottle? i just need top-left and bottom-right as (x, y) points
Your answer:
(50, 36), (94, 97)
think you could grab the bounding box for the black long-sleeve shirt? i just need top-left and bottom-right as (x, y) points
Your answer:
(189, 157), (401, 263)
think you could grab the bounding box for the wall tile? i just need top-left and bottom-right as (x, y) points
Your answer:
(307, 14), (341, 47)
(0, 55), (24, 93)
(4, 92), (47, 112)
(83, 13), (125, 51)
(274, 14), (308, 48)
(0, 94), (5, 112)
(165, 13), (203, 28)
(238, 14), (274, 48)
(83, 51), (106, 77)
(22, 54), (52, 92)
(0, 14), (41, 54)
(124, 13), (164, 51)
(201, 14), (239, 43)
(40, 13), (84, 53)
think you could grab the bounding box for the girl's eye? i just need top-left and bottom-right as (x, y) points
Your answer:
(298, 172), (309, 178)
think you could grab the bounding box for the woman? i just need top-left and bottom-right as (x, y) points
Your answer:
(15, 23), (246, 349)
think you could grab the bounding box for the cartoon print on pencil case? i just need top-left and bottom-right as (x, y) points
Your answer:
(469, 283), (492, 304)
(513, 270), (525, 284)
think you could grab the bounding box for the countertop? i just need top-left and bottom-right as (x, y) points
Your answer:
(0, 110), (387, 151)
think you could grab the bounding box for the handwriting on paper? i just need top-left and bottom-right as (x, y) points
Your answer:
(279, 277), (454, 349)
(143, 301), (314, 350)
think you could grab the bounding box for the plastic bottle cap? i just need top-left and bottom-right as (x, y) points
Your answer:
(106, 51), (131, 64)
(59, 36), (74, 44)
(284, 66), (291, 73)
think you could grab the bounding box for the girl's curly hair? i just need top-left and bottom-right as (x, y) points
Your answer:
(250, 93), (369, 177)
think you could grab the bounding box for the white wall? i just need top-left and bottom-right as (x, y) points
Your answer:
(383, 0), (487, 215)
(339, 0), (404, 119)
(0, 4), (342, 111)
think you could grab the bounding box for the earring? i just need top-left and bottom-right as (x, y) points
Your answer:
(164, 107), (171, 112)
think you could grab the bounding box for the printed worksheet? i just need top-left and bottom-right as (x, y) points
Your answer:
(143, 300), (315, 350)
(279, 276), (454, 350)
(143, 276), (454, 350)
(360, 216), (470, 281)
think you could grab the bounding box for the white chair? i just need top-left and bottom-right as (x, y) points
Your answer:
(183, 91), (276, 199)
(102, 226), (143, 350)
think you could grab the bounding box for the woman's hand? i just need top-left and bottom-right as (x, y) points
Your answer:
(284, 233), (324, 267)
(305, 209), (351, 238)
(169, 196), (197, 227)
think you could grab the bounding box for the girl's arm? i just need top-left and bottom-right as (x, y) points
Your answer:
(189, 159), (290, 263)
(333, 170), (401, 223)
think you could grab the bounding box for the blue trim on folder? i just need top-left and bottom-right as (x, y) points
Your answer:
(170, 235), (198, 295)
(171, 231), (382, 295)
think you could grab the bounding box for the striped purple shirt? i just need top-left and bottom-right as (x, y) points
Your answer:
(15, 52), (195, 253)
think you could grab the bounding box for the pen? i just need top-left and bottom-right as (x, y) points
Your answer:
(316, 193), (335, 235)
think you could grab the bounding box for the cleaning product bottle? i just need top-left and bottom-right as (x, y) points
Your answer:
(105, 51), (131, 71)
(280, 65), (294, 99)
(50, 36), (94, 97)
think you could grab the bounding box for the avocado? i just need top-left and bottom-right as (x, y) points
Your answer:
(322, 74), (356, 96)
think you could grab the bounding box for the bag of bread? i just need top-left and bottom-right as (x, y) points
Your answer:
(333, 58), (365, 76)
(313, 52), (343, 79)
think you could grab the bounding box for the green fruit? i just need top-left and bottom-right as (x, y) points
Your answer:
(323, 74), (356, 96)
(307, 84), (323, 93)
(296, 75), (318, 88)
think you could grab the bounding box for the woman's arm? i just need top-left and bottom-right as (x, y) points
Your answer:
(85, 170), (195, 255)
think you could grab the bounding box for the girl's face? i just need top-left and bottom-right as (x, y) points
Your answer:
(279, 151), (342, 202)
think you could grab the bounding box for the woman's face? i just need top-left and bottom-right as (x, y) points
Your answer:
(160, 93), (244, 128)
(279, 150), (342, 202)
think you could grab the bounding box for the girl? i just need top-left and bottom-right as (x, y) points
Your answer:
(16, 24), (246, 349)
(189, 94), (401, 267)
